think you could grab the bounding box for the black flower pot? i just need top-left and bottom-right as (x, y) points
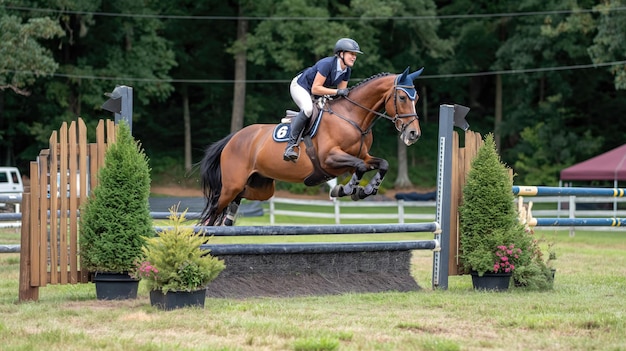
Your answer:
(150, 289), (206, 310)
(471, 271), (512, 291)
(93, 272), (139, 300)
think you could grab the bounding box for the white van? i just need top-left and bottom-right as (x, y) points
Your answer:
(0, 167), (24, 194)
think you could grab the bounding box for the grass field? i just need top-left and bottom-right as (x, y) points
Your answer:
(1, 220), (625, 350)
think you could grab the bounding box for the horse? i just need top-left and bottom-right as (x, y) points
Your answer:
(199, 66), (424, 226)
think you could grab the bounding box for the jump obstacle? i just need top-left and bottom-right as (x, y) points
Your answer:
(15, 104), (472, 301)
(514, 185), (626, 229)
(176, 223), (441, 298)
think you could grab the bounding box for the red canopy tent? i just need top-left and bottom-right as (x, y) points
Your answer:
(560, 144), (626, 184)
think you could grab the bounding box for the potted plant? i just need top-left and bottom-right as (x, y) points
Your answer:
(79, 121), (153, 299)
(458, 134), (533, 291)
(512, 227), (556, 289)
(134, 206), (225, 310)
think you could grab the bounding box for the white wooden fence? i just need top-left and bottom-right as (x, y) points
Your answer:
(267, 197), (436, 225)
(266, 195), (626, 228)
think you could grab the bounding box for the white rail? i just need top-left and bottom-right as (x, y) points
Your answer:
(267, 197), (436, 224)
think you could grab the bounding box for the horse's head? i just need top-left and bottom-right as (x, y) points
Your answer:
(385, 67), (424, 145)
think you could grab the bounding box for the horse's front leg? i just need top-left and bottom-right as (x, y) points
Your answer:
(330, 172), (363, 198)
(352, 157), (388, 200)
(325, 152), (374, 199)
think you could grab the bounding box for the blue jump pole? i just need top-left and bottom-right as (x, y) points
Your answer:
(203, 240), (440, 255)
(155, 222), (441, 236)
(531, 217), (626, 227)
(513, 186), (626, 197)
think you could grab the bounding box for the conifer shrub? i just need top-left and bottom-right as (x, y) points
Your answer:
(79, 121), (153, 273)
(134, 207), (225, 293)
(458, 134), (533, 276)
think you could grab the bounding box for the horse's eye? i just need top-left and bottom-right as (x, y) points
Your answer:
(399, 96), (406, 102)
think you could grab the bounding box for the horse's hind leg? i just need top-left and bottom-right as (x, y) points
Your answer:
(222, 199), (241, 226)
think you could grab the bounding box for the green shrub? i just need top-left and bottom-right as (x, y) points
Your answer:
(79, 121), (153, 273)
(135, 207), (225, 293)
(458, 134), (533, 276)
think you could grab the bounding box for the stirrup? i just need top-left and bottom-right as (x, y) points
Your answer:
(283, 145), (299, 161)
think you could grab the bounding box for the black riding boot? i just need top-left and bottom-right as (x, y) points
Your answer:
(283, 111), (307, 162)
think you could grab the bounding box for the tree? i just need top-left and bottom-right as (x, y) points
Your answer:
(0, 11), (63, 165)
(229, 4), (248, 134)
(0, 14), (63, 95)
(587, 1), (626, 90)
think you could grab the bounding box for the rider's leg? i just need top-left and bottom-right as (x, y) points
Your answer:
(283, 110), (307, 161)
(284, 75), (313, 162)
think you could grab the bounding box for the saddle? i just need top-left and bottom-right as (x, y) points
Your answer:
(279, 99), (335, 186)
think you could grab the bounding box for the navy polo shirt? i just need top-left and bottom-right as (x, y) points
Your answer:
(296, 56), (351, 95)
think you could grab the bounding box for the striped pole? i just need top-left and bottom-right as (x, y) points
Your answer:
(530, 217), (626, 227)
(513, 186), (626, 197)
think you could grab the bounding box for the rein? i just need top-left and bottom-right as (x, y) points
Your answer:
(323, 82), (419, 156)
(339, 83), (419, 133)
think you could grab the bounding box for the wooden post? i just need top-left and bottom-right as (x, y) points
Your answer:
(19, 190), (38, 301)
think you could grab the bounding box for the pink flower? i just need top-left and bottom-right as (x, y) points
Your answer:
(493, 244), (523, 273)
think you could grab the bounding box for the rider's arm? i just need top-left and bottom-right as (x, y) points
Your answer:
(311, 72), (343, 96)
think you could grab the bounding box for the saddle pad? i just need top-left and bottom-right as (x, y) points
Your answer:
(272, 112), (322, 142)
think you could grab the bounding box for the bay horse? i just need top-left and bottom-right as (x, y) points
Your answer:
(199, 67), (424, 226)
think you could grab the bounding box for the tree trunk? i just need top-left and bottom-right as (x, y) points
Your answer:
(230, 12), (248, 133)
(394, 138), (413, 189)
(494, 74), (502, 152)
(182, 84), (192, 172)
(421, 86), (428, 122)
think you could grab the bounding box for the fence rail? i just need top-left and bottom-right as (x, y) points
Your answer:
(268, 197), (436, 224)
(4, 194), (626, 230)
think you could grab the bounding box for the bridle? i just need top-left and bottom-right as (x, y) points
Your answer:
(323, 77), (420, 156)
(338, 82), (419, 135)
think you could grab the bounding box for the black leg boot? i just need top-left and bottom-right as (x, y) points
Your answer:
(283, 111), (307, 162)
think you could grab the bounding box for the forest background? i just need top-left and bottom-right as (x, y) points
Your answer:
(1, 0), (626, 193)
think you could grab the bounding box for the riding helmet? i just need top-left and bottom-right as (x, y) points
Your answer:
(334, 38), (363, 55)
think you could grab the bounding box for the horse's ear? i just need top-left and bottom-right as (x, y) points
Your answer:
(408, 67), (424, 81)
(399, 67), (410, 81)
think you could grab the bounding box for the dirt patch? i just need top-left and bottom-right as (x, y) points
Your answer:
(205, 251), (421, 298)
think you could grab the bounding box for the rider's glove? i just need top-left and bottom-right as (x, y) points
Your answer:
(336, 88), (349, 96)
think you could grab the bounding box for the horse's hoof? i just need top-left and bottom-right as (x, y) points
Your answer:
(330, 185), (342, 197)
(351, 187), (369, 201)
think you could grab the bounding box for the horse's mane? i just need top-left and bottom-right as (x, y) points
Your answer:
(349, 72), (393, 91)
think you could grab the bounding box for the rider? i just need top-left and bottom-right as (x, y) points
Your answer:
(283, 38), (363, 162)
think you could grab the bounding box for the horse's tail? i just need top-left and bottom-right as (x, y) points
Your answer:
(199, 133), (235, 225)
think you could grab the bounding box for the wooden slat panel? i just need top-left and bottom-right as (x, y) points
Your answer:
(61, 121), (76, 285)
(74, 118), (88, 283)
(107, 119), (116, 145)
(49, 128), (59, 284)
(452, 131), (484, 276)
(449, 132), (460, 275)
(59, 122), (70, 284)
(22, 119), (114, 294)
(19, 189), (38, 301)
(29, 161), (40, 287)
(38, 154), (49, 287)
(96, 120), (106, 175)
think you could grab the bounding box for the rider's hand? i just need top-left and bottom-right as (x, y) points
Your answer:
(336, 88), (349, 96)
